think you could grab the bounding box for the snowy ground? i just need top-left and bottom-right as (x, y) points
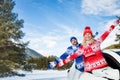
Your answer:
(0, 70), (67, 80)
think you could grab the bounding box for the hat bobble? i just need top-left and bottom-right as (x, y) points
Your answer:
(83, 26), (93, 36)
(85, 26), (91, 30)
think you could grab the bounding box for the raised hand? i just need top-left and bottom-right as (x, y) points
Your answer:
(114, 16), (120, 26)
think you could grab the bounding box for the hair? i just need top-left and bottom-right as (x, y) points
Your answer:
(82, 37), (96, 46)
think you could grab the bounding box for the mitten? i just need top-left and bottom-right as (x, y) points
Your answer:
(48, 58), (60, 69)
(93, 32), (98, 38)
(114, 19), (120, 26)
(48, 61), (57, 69)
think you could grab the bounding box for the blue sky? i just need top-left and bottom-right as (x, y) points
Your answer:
(13, 0), (120, 57)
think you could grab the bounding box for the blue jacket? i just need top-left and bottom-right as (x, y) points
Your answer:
(55, 43), (84, 71)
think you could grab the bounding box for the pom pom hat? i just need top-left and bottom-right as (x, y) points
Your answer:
(83, 26), (93, 36)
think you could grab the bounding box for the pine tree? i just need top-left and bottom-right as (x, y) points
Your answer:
(115, 16), (120, 44)
(0, 0), (29, 77)
(115, 34), (120, 44)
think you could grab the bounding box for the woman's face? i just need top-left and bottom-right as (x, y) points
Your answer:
(84, 33), (92, 41)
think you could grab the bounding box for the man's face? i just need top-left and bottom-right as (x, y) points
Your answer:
(71, 39), (78, 46)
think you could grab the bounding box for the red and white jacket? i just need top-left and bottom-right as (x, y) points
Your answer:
(57, 25), (115, 72)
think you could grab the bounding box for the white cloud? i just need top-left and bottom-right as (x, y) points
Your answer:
(54, 23), (83, 39)
(57, 0), (64, 3)
(41, 35), (58, 48)
(37, 50), (50, 57)
(27, 33), (59, 49)
(37, 23), (83, 56)
(81, 0), (120, 16)
(23, 34), (60, 56)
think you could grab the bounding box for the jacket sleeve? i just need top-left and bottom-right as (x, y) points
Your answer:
(60, 48), (73, 59)
(57, 46), (84, 67)
(54, 47), (73, 64)
(97, 25), (115, 43)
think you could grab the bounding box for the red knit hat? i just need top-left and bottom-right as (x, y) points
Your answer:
(83, 26), (93, 36)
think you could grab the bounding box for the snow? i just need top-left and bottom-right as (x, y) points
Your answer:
(0, 70), (67, 80)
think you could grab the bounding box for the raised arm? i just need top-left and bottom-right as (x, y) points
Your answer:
(97, 25), (114, 43)
(98, 20), (120, 43)
(60, 47), (75, 59)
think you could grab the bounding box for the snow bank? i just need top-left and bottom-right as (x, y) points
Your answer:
(0, 70), (67, 80)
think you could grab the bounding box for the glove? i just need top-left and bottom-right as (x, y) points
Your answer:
(48, 61), (57, 69)
(48, 58), (61, 69)
(93, 32), (98, 38)
(116, 20), (120, 24)
(114, 19), (120, 26)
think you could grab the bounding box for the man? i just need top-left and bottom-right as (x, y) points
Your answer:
(48, 36), (84, 80)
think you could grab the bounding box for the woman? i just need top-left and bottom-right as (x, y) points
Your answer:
(80, 25), (119, 80)
(81, 26), (108, 72)
(57, 20), (120, 79)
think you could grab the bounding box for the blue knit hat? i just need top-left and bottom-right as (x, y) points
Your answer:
(70, 36), (77, 42)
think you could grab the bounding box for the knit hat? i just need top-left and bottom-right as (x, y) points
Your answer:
(83, 26), (93, 36)
(70, 36), (77, 42)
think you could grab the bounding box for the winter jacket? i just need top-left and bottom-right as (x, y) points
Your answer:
(57, 25), (115, 72)
(56, 43), (84, 71)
